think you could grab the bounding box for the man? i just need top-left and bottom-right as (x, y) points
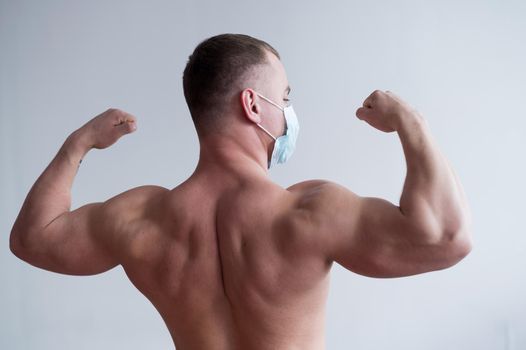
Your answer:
(10, 33), (472, 349)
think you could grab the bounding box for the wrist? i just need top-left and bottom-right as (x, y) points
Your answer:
(68, 129), (93, 151)
(395, 111), (427, 133)
(63, 130), (92, 165)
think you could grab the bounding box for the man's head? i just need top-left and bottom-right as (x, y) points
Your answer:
(182, 34), (290, 140)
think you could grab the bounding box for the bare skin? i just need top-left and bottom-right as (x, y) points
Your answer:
(9, 51), (473, 349)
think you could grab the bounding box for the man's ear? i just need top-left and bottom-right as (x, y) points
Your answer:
(240, 88), (262, 124)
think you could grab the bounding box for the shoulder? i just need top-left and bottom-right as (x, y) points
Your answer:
(99, 185), (170, 262)
(286, 179), (350, 195)
(102, 185), (169, 222)
(286, 179), (359, 213)
(287, 179), (359, 228)
(104, 185), (169, 206)
(107, 184), (169, 198)
(283, 179), (361, 254)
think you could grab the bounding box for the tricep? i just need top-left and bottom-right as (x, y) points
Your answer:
(300, 182), (471, 278)
(10, 202), (120, 276)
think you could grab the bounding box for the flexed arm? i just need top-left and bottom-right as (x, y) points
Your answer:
(9, 108), (137, 275)
(295, 90), (472, 278)
(356, 90), (472, 244)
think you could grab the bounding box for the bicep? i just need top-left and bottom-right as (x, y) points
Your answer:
(14, 202), (119, 276)
(310, 183), (463, 278)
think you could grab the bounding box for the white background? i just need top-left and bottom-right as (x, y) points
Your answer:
(1, 0), (525, 349)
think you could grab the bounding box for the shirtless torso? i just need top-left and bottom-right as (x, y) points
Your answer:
(10, 89), (472, 350)
(111, 176), (332, 350)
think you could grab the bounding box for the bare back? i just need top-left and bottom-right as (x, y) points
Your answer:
(116, 178), (333, 350)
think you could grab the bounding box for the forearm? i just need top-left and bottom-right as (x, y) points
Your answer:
(396, 113), (471, 243)
(10, 130), (91, 245)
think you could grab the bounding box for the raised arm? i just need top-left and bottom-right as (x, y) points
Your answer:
(9, 108), (138, 275)
(295, 90), (472, 278)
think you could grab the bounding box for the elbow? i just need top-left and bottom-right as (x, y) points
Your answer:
(9, 231), (22, 257)
(442, 225), (474, 266)
(9, 220), (26, 257)
(438, 207), (473, 252)
(445, 216), (473, 249)
(9, 230), (29, 260)
(452, 233), (473, 260)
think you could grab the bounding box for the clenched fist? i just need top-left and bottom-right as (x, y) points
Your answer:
(355, 90), (422, 133)
(76, 108), (137, 149)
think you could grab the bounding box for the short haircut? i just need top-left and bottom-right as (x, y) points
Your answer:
(182, 33), (280, 134)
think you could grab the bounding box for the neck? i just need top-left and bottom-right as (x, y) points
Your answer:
(192, 131), (271, 181)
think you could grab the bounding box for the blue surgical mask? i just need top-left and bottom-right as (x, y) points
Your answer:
(255, 92), (300, 169)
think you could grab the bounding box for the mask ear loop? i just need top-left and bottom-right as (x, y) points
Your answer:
(257, 93), (285, 111)
(255, 93), (284, 141)
(256, 123), (277, 141)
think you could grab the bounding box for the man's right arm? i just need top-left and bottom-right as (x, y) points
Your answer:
(294, 90), (472, 278)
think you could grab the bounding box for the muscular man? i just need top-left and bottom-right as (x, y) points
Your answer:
(9, 34), (473, 349)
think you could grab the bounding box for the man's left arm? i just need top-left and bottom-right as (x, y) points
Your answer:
(9, 108), (137, 275)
